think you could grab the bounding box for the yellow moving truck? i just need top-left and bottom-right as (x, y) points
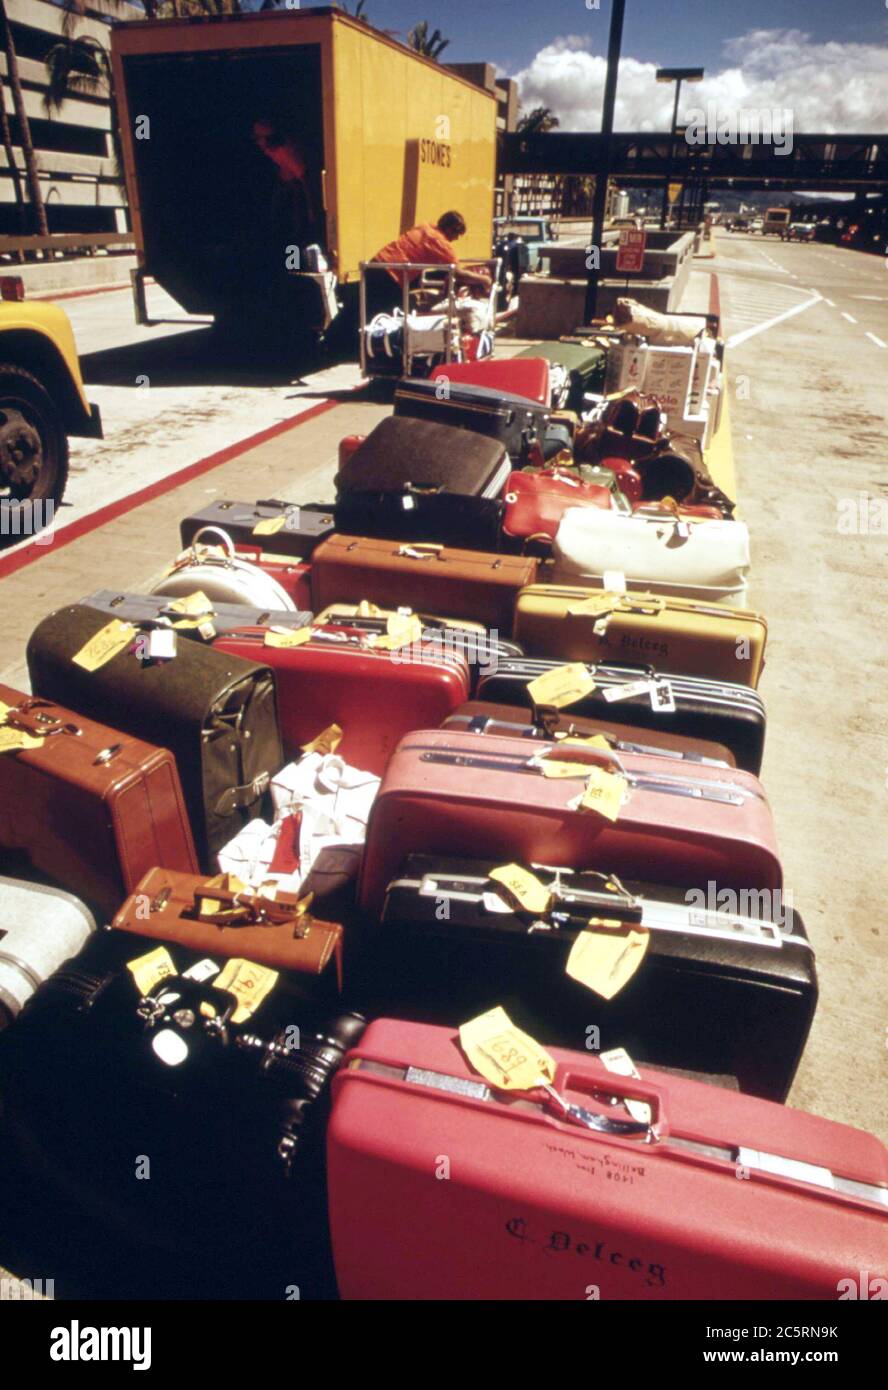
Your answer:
(111, 7), (497, 340)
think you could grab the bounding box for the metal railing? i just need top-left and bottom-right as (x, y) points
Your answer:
(0, 231), (135, 264)
(359, 258), (501, 378)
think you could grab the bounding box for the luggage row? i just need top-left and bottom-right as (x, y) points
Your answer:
(0, 341), (885, 1300)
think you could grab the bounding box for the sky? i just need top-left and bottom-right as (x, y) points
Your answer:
(337, 0), (888, 131)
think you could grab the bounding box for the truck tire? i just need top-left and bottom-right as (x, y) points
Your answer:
(0, 364), (69, 545)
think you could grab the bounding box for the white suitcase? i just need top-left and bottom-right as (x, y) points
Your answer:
(150, 526), (298, 611)
(552, 505), (751, 605)
(0, 874), (96, 1026)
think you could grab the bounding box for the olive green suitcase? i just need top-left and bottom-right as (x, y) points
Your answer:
(514, 340), (607, 411)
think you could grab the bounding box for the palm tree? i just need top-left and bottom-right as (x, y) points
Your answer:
(0, 75), (26, 239)
(336, 0), (371, 18)
(406, 20), (449, 61)
(44, 29), (125, 197)
(0, 0), (48, 235)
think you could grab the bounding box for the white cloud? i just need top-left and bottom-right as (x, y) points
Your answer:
(512, 29), (888, 133)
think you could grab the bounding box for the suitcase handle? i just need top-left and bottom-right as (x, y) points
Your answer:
(530, 741), (629, 778)
(556, 1067), (666, 1140)
(3, 697), (81, 739)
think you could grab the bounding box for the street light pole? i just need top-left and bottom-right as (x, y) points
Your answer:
(656, 66), (704, 231)
(584, 0), (626, 325)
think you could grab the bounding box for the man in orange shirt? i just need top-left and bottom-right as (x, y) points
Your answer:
(365, 210), (492, 319)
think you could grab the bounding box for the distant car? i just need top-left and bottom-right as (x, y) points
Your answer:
(0, 280), (101, 544)
(749, 218), (764, 234)
(787, 223), (816, 242)
(610, 216), (640, 229)
(493, 216), (554, 273)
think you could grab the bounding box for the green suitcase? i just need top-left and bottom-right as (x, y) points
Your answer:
(514, 340), (607, 411)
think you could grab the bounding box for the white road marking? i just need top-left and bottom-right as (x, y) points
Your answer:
(865, 332), (887, 349)
(842, 312), (858, 323)
(853, 295), (888, 301)
(726, 290), (822, 348)
(824, 298), (835, 307)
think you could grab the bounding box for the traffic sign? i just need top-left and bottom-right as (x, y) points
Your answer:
(616, 227), (646, 274)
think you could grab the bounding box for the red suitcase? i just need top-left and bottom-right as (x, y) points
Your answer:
(233, 547), (313, 611)
(429, 357), (551, 406)
(328, 1019), (888, 1301)
(358, 727), (781, 912)
(213, 628), (471, 776)
(502, 468), (613, 543)
(0, 686), (198, 920)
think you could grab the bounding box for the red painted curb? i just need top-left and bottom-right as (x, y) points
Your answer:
(29, 281), (133, 303)
(0, 397), (340, 581)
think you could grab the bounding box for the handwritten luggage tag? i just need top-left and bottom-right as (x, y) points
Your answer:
(459, 1006), (557, 1093)
(72, 619), (137, 672)
(488, 864), (552, 917)
(164, 591), (217, 638)
(568, 765), (628, 822)
(213, 957), (279, 1024)
(0, 702), (45, 754)
(373, 612), (423, 652)
(252, 515), (286, 537)
(127, 945), (177, 996)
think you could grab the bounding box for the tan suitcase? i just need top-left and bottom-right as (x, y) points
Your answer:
(514, 585), (767, 687)
(310, 536), (537, 634)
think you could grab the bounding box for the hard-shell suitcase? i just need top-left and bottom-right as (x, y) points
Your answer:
(179, 500), (334, 559)
(213, 625), (471, 776)
(0, 927), (365, 1290)
(0, 873), (96, 1027)
(552, 506), (751, 606)
(26, 605), (283, 873)
(514, 339), (607, 412)
(152, 527), (312, 613)
(374, 854), (815, 1099)
(311, 534), (537, 635)
(334, 416), (510, 551)
(442, 700), (736, 767)
(476, 658), (766, 774)
(112, 866), (343, 988)
(82, 589), (314, 641)
(313, 608), (522, 696)
(358, 728), (782, 913)
(428, 357), (551, 406)
(502, 469), (613, 544)
(514, 585), (767, 688)
(392, 376), (550, 464)
(327, 1019), (888, 1301)
(0, 684), (199, 920)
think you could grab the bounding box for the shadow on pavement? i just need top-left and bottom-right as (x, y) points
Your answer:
(78, 326), (352, 390)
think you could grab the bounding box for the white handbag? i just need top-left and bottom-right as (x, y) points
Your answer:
(150, 526), (297, 611)
(552, 505), (751, 606)
(0, 875), (96, 1024)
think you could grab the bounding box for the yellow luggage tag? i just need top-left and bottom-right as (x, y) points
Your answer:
(127, 945), (177, 996)
(373, 612), (423, 652)
(526, 663), (596, 710)
(459, 1006), (557, 1093)
(575, 766), (628, 822)
(72, 620), (137, 672)
(264, 626), (312, 649)
(0, 703), (45, 753)
(213, 957), (279, 1024)
(600, 1047), (652, 1125)
(565, 923), (649, 1000)
(301, 722), (343, 756)
(553, 733), (613, 751)
(487, 864), (552, 916)
(252, 515), (286, 537)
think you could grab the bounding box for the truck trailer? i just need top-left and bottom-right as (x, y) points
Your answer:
(111, 7), (498, 345)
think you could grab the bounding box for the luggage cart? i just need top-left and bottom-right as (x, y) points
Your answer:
(359, 259), (501, 381)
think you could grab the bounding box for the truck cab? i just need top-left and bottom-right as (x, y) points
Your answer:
(762, 208), (791, 238)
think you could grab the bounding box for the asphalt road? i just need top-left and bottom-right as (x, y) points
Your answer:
(710, 230), (888, 1140)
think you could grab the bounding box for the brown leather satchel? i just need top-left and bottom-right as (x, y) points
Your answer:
(112, 867), (343, 988)
(635, 433), (736, 517)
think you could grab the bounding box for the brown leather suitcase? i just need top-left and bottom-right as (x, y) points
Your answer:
(111, 867), (343, 988)
(26, 604), (283, 873)
(442, 700), (737, 766)
(310, 535), (537, 634)
(0, 687), (198, 920)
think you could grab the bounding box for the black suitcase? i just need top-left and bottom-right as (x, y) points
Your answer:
(26, 604), (283, 871)
(476, 656), (766, 773)
(334, 414), (509, 550)
(367, 854), (816, 1102)
(81, 589), (314, 641)
(0, 928), (365, 1295)
(179, 499), (335, 560)
(393, 375), (550, 463)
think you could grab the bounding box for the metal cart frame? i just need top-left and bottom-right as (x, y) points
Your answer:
(359, 258), (501, 379)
